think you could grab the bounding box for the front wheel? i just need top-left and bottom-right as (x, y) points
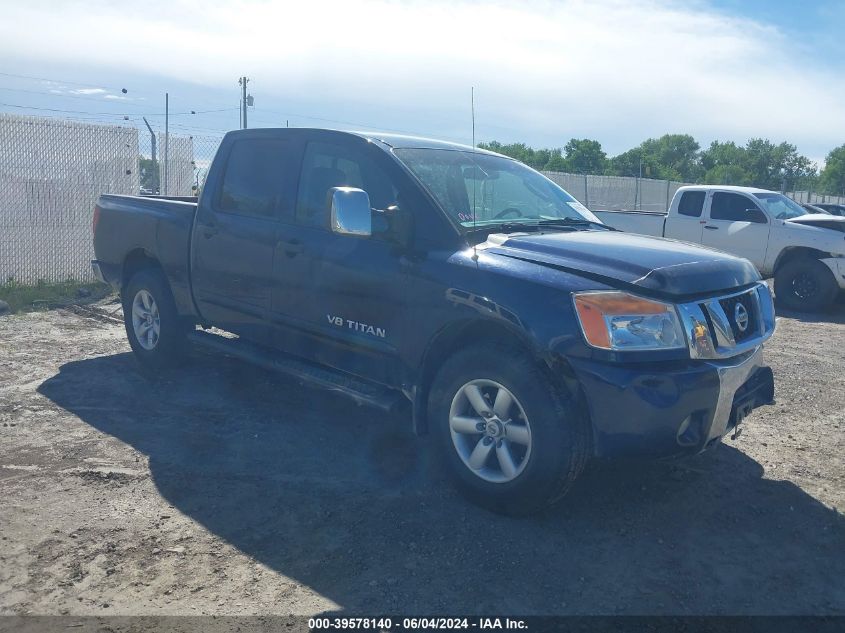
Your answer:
(122, 268), (187, 372)
(774, 258), (838, 312)
(428, 345), (590, 516)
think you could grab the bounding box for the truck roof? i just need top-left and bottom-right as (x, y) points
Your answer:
(225, 127), (506, 157)
(355, 131), (500, 154)
(676, 184), (776, 194)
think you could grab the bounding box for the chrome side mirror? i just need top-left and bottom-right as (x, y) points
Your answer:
(329, 187), (372, 237)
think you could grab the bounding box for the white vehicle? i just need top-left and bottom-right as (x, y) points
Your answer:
(595, 185), (845, 311)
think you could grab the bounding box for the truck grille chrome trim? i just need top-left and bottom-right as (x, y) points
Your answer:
(677, 282), (775, 360)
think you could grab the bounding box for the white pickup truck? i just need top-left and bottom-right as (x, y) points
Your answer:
(595, 185), (845, 311)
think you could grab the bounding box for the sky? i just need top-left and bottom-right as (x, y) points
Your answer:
(0, 0), (843, 166)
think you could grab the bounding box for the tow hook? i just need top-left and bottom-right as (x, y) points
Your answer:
(731, 402), (754, 440)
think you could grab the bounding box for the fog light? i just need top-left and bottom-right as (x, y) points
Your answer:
(676, 414), (701, 447)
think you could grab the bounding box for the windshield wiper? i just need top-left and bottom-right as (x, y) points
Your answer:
(536, 217), (617, 231)
(464, 217), (615, 236)
(465, 222), (546, 235)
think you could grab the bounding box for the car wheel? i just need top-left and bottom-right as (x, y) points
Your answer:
(122, 268), (187, 372)
(428, 344), (590, 516)
(774, 258), (838, 312)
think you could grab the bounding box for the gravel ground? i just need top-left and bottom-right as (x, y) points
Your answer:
(0, 298), (843, 616)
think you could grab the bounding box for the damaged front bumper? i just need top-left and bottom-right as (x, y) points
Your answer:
(570, 344), (774, 459)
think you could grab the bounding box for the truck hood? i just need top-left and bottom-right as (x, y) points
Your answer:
(480, 230), (760, 297)
(786, 214), (845, 233)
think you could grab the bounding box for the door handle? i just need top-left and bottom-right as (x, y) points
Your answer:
(281, 238), (304, 257)
(201, 224), (218, 238)
(704, 225), (719, 230)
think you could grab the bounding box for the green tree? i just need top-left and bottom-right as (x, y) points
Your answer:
(647, 134), (702, 181)
(607, 147), (662, 179)
(562, 138), (608, 174)
(700, 141), (750, 185)
(819, 144), (845, 195)
(543, 148), (567, 172)
(477, 142), (545, 169)
(742, 139), (816, 191)
(608, 134), (701, 181)
(479, 141), (577, 172)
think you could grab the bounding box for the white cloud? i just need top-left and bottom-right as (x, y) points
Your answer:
(1, 0), (843, 158)
(70, 87), (107, 95)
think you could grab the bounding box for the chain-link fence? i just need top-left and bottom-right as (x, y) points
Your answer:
(543, 171), (845, 211)
(542, 171), (688, 212)
(0, 114), (138, 285)
(137, 130), (222, 196)
(2, 113), (844, 286)
(788, 190), (845, 206)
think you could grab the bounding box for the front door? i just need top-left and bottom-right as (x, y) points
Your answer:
(269, 135), (409, 386)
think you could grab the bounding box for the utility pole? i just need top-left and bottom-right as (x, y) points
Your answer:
(239, 77), (250, 129)
(164, 92), (169, 196)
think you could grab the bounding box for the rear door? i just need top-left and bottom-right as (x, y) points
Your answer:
(664, 189), (706, 243)
(191, 136), (296, 343)
(700, 191), (770, 269)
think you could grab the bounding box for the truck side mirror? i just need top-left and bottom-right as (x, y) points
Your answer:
(329, 187), (372, 237)
(746, 208), (767, 224)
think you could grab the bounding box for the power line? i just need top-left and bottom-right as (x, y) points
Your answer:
(0, 85), (145, 105)
(0, 70), (128, 90)
(0, 100), (237, 117)
(0, 69), (243, 112)
(1, 68), (423, 135)
(0, 102), (130, 116)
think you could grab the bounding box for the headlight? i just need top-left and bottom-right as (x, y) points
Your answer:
(573, 291), (686, 351)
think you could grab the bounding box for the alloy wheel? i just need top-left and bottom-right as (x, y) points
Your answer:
(448, 379), (532, 483)
(131, 289), (161, 350)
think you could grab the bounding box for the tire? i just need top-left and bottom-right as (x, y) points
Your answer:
(122, 268), (187, 372)
(774, 258), (838, 312)
(428, 344), (590, 516)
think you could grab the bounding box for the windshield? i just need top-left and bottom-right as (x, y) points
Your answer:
(394, 148), (600, 230)
(753, 193), (808, 220)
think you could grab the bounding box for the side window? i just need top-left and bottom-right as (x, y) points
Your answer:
(710, 192), (765, 223)
(677, 191), (705, 217)
(217, 139), (288, 218)
(296, 141), (398, 229)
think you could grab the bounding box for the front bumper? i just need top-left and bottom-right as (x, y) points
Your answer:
(570, 345), (774, 459)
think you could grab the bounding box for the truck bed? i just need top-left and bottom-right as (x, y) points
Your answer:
(93, 194), (198, 316)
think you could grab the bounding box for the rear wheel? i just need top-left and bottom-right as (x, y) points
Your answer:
(774, 258), (838, 312)
(428, 345), (590, 516)
(122, 268), (187, 372)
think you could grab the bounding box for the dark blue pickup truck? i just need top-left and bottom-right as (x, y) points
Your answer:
(92, 128), (776, 515)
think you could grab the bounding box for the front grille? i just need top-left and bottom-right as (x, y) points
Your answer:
(678, 282), (775, 360)
(719, 291), (759, 342)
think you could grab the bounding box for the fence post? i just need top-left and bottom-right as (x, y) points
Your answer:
(584, 174), (589, 208)
(634, 177), (639, 211)
(665, 179), (671, 211)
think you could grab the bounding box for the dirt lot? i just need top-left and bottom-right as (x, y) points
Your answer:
(0, 298), (843, 616)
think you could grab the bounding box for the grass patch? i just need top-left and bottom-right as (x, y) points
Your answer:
(0, 279), (114, 314)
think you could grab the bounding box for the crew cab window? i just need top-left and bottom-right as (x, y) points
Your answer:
(710, 192), (766, 223)
(217, 139), (288, 218)
(677, 191), (705, 217)
(296, 141), (398, 228)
